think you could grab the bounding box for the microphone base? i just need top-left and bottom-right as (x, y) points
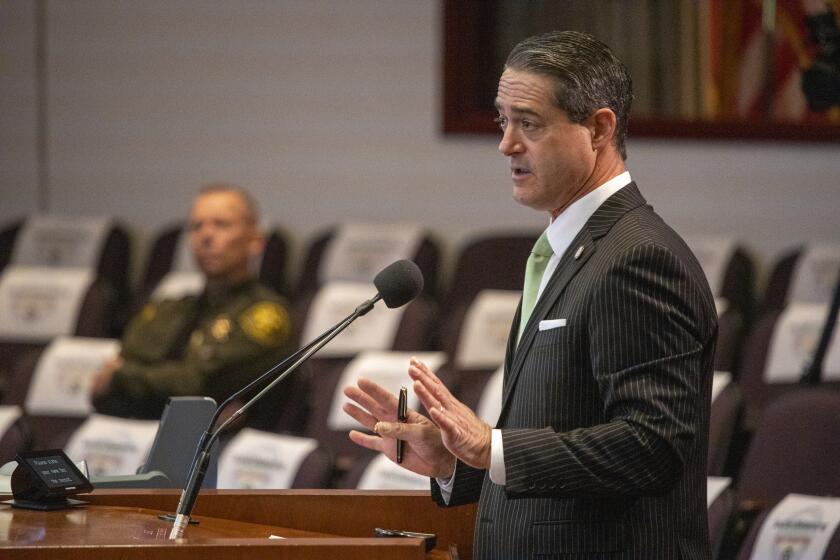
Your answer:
(158, 513), (200, 524)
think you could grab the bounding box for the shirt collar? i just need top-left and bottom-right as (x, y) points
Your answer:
(545, 171), (631, 257)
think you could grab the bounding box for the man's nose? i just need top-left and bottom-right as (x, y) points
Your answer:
(498, 127), (522, 156)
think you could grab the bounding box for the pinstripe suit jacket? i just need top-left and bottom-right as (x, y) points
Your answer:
(432, 183), (717, 559)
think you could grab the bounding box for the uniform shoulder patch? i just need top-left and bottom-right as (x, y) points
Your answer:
(239, 301), (290, 347)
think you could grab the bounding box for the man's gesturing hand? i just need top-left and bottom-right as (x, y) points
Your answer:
(408, 358), (492, 470)
(343, 377), (456, 479)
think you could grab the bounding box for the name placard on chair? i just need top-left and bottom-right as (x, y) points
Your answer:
(750, 494), (840, 560)
(475, 365), (505, 426)
(25, 337), (120, 417)
(356, 453), (430, 490)
(0, 267), (95, 342)
(64, 414), (159, 477)
(301, 282), (406, 358)
(318, 223), (423, 284)
(11, 215), (112, 269)
(789, 244), (840, 305)
(0, 406), (23, 440)
(327, 351), (446, 431)
(764, 304), (829, 383)
(217, 429), (318, 490)
(455, 290), (521, 369)
(706, 476), (732, 508)
(685, 236), (736, 297)
(711, 372), (732, 404)
(150, 270), (205, 302)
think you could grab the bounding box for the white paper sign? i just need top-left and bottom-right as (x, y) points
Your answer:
(301, 282), (405, 358)
(0, 266), (95, 342)
(11, 215), (112, 269)
(327, 351), (447, 431)
(25, 337), (120, 416)
(0, 406), (23, 440)
(217, 429), (318, 489)
(764, 304), (829, 383)
(711, 372), (732, 405)
(172, 227), (199, 272)
(64, 414), (159, 477)
(455, 290), (520, 369)
(789, 244), (840, 305)
(356, 453), (430, 490)
(475, 365), (505, 426)
(150, 270), (205, 302)
(823, 327), (840, 381)
(318, 223), (423, 284)
(750, 494), (840, 560)
(685, 236), (736, 296)
(707, 476), (732, 508)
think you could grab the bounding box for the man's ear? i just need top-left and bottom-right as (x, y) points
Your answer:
(249, 229), (266, 257)
(587, 108), (617, 152)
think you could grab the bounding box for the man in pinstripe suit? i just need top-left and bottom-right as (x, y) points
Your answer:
(344, 31), (717, 559)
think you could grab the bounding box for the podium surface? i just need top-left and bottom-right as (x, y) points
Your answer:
(0, 489), (476, 559)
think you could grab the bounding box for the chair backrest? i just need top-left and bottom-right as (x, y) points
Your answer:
(439, 234), (535, 355)
(296, 225), (440, 299)
(707, 476), (734, 560)
(736, 493), (840, 560)
(0, 406), (28, 465)
(737, 388), (840, 509)
(64, 414), (160, 477)
(708, 375), (743, 476)
(2, 215), (131, 314)
(217, 430), (328, 489)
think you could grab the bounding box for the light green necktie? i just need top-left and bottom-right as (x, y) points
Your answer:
(517, 231), (553, 344)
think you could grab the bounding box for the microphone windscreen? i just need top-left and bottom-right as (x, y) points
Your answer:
(373, 260), (424, 308)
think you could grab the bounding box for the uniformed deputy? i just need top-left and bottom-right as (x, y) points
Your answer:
(91, 184), (295, 422)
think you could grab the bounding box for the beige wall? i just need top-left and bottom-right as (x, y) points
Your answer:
(2, 0), (839, 281)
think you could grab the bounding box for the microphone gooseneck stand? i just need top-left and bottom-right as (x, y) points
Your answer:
(168, 295), (381, 539)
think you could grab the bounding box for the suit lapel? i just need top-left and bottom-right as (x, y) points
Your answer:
(499, 182), (648, 420)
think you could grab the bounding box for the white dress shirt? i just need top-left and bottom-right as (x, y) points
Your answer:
(439, 171), (632, 498)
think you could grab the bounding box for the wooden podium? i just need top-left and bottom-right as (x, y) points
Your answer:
(0, 489), (477, 559)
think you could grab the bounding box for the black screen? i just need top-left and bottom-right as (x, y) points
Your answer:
(25, 455), (85, 489)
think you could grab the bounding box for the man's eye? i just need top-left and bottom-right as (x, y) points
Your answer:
(522, 120), (535, 130)
(493, 116), (507, 130)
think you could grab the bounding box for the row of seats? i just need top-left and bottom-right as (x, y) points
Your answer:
(2, 216), (840, 558)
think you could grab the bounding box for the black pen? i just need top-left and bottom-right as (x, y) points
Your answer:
(396, 386), (407, 463)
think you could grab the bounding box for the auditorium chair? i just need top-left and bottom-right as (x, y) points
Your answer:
(736, 388), (840, 509)
(438, 233), (536, 355)
(736, 244), (840, 427)
(295, 225), (440, 300)
(684, 236), (757, 375)
(735, 498), (840, 560)
(137, 223), (291, 304)
(708, 379), (744, 477)
(0, 216), (132, 336)
(216, 430), (334, 489)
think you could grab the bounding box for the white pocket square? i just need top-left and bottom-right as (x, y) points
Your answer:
(538, 318), (567, 331)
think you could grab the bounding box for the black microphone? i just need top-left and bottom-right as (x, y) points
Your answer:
(168, 259), (423, 539)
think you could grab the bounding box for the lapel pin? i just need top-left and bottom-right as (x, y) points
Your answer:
(574, 245), (584, 260)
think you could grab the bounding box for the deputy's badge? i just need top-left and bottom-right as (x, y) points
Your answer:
(190, 330), (205, 348)
(140, 303), (157, 323)
(239, 302), (290, 347)
(210, 316), (232, 342)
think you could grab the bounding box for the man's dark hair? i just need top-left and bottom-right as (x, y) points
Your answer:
(505, 30), (633, 160)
